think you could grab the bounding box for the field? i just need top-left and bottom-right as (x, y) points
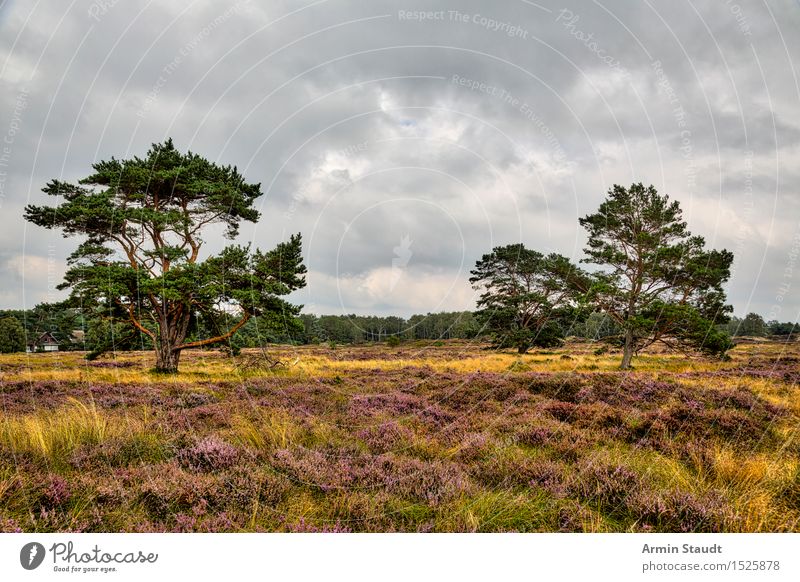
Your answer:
(1, 339), (799, 533)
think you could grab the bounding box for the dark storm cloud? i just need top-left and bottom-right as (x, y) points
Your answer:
(1, 0), (799, 318)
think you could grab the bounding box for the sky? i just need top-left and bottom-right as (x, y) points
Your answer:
(0, 0), (799, 320)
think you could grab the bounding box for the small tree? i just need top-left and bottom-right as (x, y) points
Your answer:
(0, 317), (26, 353)
(24, 140), (306, 373)
(470, 243), (586, 353)
(737, 312), (767, 337)
(579, 183), (733, 369)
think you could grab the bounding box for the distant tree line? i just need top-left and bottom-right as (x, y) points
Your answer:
(298, 312), (480, 344)
(0, 306), (482, 353)
(720, 312), (799, 338)
(2, 302), (795, 356)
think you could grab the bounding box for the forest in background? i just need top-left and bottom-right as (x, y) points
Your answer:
(0, 303), (797, 355)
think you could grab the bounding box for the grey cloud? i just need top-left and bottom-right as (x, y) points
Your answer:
(1, 0), (799, 320)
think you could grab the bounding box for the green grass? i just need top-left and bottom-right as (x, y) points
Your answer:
(0, 339), (798, 532)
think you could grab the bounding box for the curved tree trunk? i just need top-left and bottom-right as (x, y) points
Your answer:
(152, 310), (250, 373)
(621, 328), (635, 369)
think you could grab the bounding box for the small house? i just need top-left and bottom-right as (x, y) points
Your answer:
(70, 329), (86, 345)
(26, 331), (60, 352)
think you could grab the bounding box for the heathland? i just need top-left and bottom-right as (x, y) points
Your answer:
(1, 339), (798, 532)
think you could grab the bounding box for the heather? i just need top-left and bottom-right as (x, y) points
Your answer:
(0, 339), (798, 532)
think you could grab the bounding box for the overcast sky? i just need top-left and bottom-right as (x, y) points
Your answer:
(1, 0), (799, 320)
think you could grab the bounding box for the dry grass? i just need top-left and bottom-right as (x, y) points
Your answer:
(0, 340), (745, 384)
(1, 398), (108, 460)
(0, 399), (157, 467)
(227, 412), (301, 451)
(0, 338), (798, 532)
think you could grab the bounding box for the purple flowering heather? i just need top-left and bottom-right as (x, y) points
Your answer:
(178, 436), (240, 472)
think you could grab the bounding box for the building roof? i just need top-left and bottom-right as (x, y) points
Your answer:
(28, 331), (60, 346)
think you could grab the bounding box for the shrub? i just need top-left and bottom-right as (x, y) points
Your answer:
(382, 458), (468, 506)
(0, 518), (23, 533)
(178, 437), (240, 472)
(516, 426), (553, 447)
(285, 518), (351, 532)
(134, 463), (218, 520)
(630, 489), (732, 532)
(271, 447), (469, 505)
(41, 475), (71, 509)
(542, 401), (577, 422)
(72, 433), (172, 469)
(557, 503), (597, 532)
(218, 467), (291, 509)
(454, 433), (491, 462)
(570, 460), (642, 508)
(357, 422), (413, 453)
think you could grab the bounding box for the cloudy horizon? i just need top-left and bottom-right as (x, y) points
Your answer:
(1, 0), (799, 321)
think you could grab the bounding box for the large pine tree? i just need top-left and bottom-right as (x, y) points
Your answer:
(25, 140), (306, 372)
(579, 183), (733, 368)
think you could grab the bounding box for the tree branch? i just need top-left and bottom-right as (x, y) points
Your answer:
(120, 301), (156, 342)
(174, 312), (251, 351)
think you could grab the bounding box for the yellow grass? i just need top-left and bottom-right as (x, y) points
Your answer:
(1, 339), (798, 531)
(0, 398), (151, 463)
(0, 342), (744, 385)
(228, 412), (301, 451)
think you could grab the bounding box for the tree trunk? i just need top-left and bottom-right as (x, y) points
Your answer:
(518, 345), (528, 354)
(153, 307), (191, 373)
(155, 342), (181, 373)
(621, 328), (634, 370)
